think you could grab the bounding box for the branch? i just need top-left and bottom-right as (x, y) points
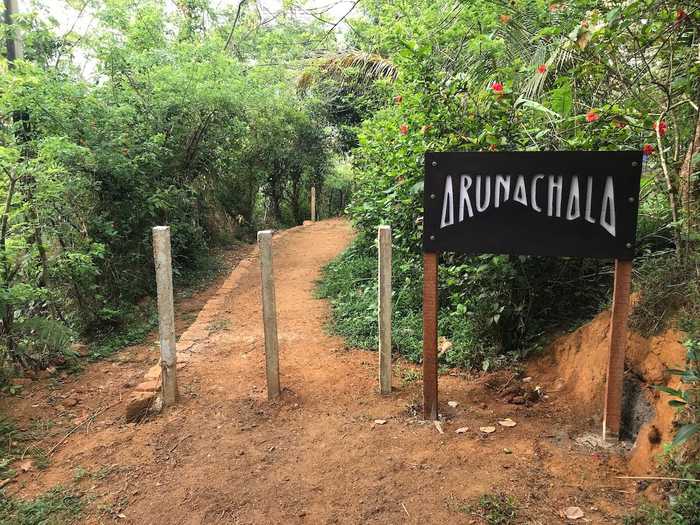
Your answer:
(321, 0), (362, 42)
(0, 167), (18, 263)
(653, 99), (697, 254)
(224, 0), (247, 52)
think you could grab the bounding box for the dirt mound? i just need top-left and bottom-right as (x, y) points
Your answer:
(531, 310), (687, 474)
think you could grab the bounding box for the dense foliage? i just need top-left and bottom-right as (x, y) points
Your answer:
(319, 0), (699, 369)
(0, 1), (348, 373)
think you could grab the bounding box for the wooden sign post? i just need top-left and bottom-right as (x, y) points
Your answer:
(603, 259), (633, 439)
(421, 152), (642, 437)
(422, 252), (439, 419)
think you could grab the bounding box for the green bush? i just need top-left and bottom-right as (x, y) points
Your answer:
(0, 1), (343, 370)
(319, 236), (614, 369)
(318, 0), (699, 371)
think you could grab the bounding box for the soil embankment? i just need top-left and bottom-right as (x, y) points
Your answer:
(535, 313), (686, 475)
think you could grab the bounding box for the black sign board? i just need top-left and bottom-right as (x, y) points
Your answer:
(423, 151), (642, 259)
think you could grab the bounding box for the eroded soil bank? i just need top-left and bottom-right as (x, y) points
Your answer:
(1, 219), (681, 524)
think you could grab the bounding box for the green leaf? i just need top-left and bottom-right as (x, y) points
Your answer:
(550, 79), (573, 117)
(516, 98), (561, 120)
(606, 7), (621, 26)
(672, 424), (700, 447)
(655, 385), (683, 397)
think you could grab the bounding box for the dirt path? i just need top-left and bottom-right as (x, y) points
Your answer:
(3, 219), (643, 524)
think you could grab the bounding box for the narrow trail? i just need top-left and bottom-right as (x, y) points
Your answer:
(4, 219), (641, 524)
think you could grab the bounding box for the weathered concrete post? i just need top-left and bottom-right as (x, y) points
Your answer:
(378, 226), (392, 394)
(258, 230), (281, 399)
(152, 226), (177, 407)
(311, 186), (316, 222)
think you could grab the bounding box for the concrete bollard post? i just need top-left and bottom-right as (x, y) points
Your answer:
(378, 225), (392, 394)
(152, 226), (178, 407)
(258, 230), (281, 399)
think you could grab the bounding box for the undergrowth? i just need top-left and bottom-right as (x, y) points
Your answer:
(473, 493), (518, 525)
(625, 250), (700, 524)
(318, 238), (612, 370)
(0, 487), (83, 525)
(1, 245), (232, 385)
(447, 492), (518, 525)
(86, 246), (230, 361)
(0, 417), (79, 524)
(623, 462), (700, 525)
(0, 416), (53, 479)
(630, 252), (700, 337)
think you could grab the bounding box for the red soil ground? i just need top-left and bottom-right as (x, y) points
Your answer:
(1, 218), (687, 524)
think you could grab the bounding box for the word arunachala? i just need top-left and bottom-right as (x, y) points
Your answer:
(439, 173), (617, 237)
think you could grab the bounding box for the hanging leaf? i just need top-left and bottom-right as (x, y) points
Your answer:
(550, 79), (573, 117)
(672, 424), (700, 447)
(516, 98), (561, 120)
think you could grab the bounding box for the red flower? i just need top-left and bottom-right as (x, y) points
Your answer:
(499, 14), (511, 24)
(674, 9), (688, 29)
(537, 64), (547, 74)
(653, 120), (668, 137)
(642, 144), (655, 156)
(394, 95), (403, 104)
(489, 144), (497, 151)
(399, 124), (409, 135)
(585, 110), (599, 123)
(491, 81), (504, 93)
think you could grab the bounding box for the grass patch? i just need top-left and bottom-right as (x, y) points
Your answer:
(0, 487), (83, 525)
(473, 493), (518, 525)
(395, 366), (421, 386)
(446, 492), (518, 525)
(0, 416), (51, 482)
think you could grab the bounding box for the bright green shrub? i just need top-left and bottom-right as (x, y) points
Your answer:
(0, 1), (341, 370)
(321, 0), (698, 369)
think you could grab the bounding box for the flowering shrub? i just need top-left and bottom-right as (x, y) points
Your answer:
(323, 0), (699, 367)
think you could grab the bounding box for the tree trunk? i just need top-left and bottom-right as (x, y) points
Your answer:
(270, 185), (283, 223)
(327, 188), (334, 217)
(679, 111), (700, 257)
(290, 176), (301, 224)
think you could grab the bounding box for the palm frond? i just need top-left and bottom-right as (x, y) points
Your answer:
(492, 1), (578, 101)
(297, 51), (398, 91)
